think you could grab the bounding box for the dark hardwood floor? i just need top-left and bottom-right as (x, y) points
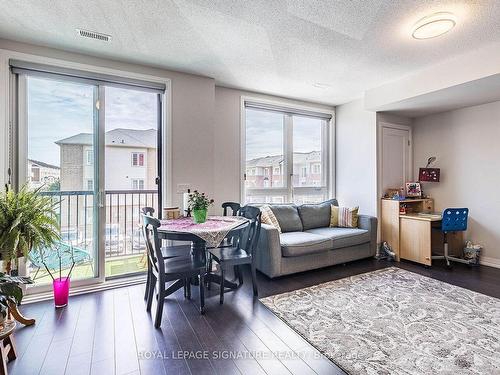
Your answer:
(8, 258), (500, 375)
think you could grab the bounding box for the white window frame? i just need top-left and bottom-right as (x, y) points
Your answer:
(131, 152), (145, 167)
(131, 178), (145, 190)
(86, 149), (93, 165)
(240, 97), (335, 204)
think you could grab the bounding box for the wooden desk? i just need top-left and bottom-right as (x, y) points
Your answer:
(381, 198), (434, 262)
(381, 199), (463, 266)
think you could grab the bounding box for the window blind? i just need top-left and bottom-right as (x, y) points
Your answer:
(244, 100), (332, 120)
(9, 59), (166, 94)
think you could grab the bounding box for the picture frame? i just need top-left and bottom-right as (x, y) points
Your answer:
(405, 182), (422, 198)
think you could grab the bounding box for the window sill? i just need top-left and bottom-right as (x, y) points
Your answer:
(22, 274), (147, 304)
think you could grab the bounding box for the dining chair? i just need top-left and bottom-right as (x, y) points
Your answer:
(222, 202), (241, 216)
(141, 207), (191, 301)
(143, 214), (206, 328)
(207, 201), (241, 281)
(207, 205), (262, 304)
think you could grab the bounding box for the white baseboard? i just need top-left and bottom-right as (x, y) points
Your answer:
(480, 256), (500, 269)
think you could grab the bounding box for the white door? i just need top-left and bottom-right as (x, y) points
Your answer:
(380, 124), (411, 194)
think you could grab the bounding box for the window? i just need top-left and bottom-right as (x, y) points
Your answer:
(86, 150), (93, 165)
(31, 166), (40, 182)
(132, 179), (145, 190)
(244, 103), (330, 204)
(131, 152), (145, 167)
(312, 163), (321, 174)
(86, 179), (94, 190)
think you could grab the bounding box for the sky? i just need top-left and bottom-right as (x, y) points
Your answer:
(27, 76), (158, 166)
(245, 109), (322, 160)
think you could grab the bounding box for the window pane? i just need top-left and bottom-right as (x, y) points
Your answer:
(26, 76), (97, 284)
(245, 109), (284, 203)
(293, 116), (324, 188)
(104, 86), (158, 278)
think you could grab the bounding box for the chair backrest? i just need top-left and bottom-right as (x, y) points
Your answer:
(238, 205), (262, 256)
(222, 202), (241, 216)
(142, 214), (165, 278)
(442, 208), (469, 232)
(141, 206), (155, 216)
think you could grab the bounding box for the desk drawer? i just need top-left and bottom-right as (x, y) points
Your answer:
(400, 218), (432, 265)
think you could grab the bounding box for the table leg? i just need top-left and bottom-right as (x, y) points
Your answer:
(190, 240), (207, 286)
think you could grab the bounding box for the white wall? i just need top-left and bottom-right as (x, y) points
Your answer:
(413, 100), (500, 267)
(213, 86), (335, 210)
(335, 99), (377, 216)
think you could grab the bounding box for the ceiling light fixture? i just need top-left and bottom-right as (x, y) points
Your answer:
(312, 82), (331, 89)
(412, 12), (456, 40)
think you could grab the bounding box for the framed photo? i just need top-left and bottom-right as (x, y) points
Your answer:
(405, 182), (422, 198)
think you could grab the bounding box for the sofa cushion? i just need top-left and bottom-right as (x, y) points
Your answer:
(305, 227), (370, 249)
(298, 199), (338, 230)
(270, 205), (303, 233)
(280, 232), (332, 257)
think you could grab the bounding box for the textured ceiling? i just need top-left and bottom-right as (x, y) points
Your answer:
(0, 0), (499, 105)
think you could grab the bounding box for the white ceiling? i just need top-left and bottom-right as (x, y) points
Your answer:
(0, 0), (500, 105)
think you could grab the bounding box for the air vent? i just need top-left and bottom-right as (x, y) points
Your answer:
(76, 29), (111, 42)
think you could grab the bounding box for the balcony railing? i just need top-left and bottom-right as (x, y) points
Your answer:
(39, 190), (158, 260)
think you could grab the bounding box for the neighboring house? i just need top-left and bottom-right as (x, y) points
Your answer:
(27, 159), (60, 189)
(246, 151), (322, 188)
(56, 128), (157, 191)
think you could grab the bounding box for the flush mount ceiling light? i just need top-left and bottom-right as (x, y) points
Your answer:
(412, 12), (457, 39)
(312, 82), (332, 89)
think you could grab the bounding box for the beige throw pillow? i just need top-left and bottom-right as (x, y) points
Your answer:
(260, 205), (282, 233)
(330, 205), (359, 228)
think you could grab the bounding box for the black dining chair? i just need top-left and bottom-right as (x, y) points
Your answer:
(207, 205), (262, 304)
(141, 207), (191, 301)
(222, 202), (241, 216)
(143, 214), (206, 328)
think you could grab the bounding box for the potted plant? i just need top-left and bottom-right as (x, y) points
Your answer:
(188, 190), (214, 224)
(0, 273), (33, 328)
(0, 184), (60, 305)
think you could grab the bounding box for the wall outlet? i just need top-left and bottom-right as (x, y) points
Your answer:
(176, 183), (191, 194)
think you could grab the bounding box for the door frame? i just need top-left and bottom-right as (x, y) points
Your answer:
(377, 121), (412, 226)
(1, 48), (172, 294)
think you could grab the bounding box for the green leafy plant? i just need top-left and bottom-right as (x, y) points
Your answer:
(0, 273), (33, 321)
(188, 190), (214, 211)
(0, 184), (60, 272)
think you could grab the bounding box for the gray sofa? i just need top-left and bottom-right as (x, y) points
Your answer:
(255, 199), (377, 278)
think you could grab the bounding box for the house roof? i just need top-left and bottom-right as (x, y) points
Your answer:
(28, 159), (60, 170)
(246, 151), (320, 168)
(56, 128), (156, 148)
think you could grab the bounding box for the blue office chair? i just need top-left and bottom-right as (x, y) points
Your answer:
(432, 208), (469, 266)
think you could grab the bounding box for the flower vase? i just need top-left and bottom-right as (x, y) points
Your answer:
(53, 277), (70, 308)
(192, 208), (208, 224)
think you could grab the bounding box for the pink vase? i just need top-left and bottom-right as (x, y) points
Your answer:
(53, 277), (70, 308)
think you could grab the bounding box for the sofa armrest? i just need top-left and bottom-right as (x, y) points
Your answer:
(358, 214), (378, 257)
(255, 224), (282, 278)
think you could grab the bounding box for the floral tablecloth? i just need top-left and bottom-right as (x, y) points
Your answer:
(159, 216), (248, 247)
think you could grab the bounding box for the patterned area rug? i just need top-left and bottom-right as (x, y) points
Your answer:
(260, 267), (500, 374)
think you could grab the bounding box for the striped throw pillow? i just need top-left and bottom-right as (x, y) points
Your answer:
(260, 205), (282, 233)
(330, 205), (359, 228)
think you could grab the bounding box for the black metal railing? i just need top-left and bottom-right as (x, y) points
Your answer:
(39, 190), (158, 259)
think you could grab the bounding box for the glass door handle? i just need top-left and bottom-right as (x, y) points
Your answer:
(97, 191), (105, 208)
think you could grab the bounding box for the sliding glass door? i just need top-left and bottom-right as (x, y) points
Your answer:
(22, 75), (100, 286)
(13, 67), (164, 290)
(104, 86), (160, 278)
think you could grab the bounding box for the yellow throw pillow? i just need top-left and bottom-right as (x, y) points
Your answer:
(260, 205), (282, 233)
(330, 205), (359, 228)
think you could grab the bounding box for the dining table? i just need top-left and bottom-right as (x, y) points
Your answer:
(157, 215), (249, 289)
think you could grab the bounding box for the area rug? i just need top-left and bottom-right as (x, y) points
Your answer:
(260, 267), (500, 374)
